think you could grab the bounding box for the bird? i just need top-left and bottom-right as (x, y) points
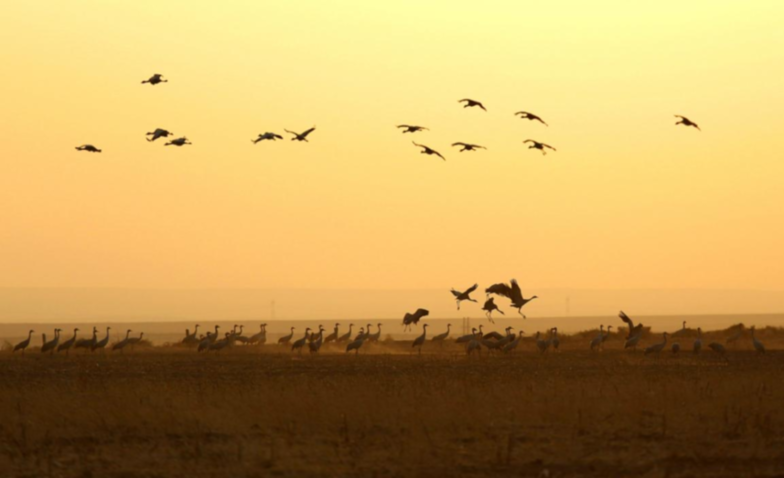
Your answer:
(146, 128), (173, 142)
(397, 125), (428, 133)
(141, 73), (167, 85)
(74, 327), (98, 352)
(482, 327), (511, 341)
(208, 325), (220, 343)
(346, 330), (366, 355)
(675, 115), (700, 131)
(708, 342), (726, 355)
(75, 144), (101, 153)
(750, 326), (765, 354)
(481, 336), (504, 354)
(451, 142), (486, 152)
(368, 324), (382, 343)
(13, 330), (34, 355)
(248, 323), (268, 345)
(485, 279), (537, 318)
(337, 324), (354, 344)
(324, 323), (340, 344)
(694, 328), (703, 354)
(602, 326), (613, 345)
(619, 311), (644, 340)
(41, 329), (60, 354)
(165, 137), (192, 147)
(451, 284), (479, 310)
(182, 325), (200, 346)
(644, 333), (668, 356)
(354, 326), (368, 342)
(481, 297), (504, 322)
(590, 325), (605, 351)
(309, 326), (325, 353)
(232, 325), (250, 345)
(672, 343), (681, 354)
(252, 132), (283, 143)
(412, 142), (445, 161)
(412, 324), (428, 354)
(431, 324), (451, 346)
(112, 329), (133, 352)
(523, 140), (556, 156)
(458, 99), (487, 111)
(514, 111), (548, 126)
(209, 333), (235, 352)
(726, 326), (744, 347)
(403, 309), (429, 332)
(502, 331), (525, 353)
(456, 328), (478, 344)
(466, 336), (482, 355)
(284, 127), (316, 142)
(92, 327), (111, 352)
(551, 328), (560, 351)
(278, 327), (295, 345)
(197, 332), (213, 353)
(58, 328), (79, 354)
(128, 332), (145, 350)
(535, 332), (550, 354)
(291, 328), (312, 354)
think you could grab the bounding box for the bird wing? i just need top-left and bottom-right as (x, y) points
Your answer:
(415, 308), (430, 318)
(450, 289), (461, 298)
(412, 141), (425, 149)
(523, 139), (535, 144)
(674, 115), (686, 119)
(514, 111), (527, 116)
(458, 99), (470, 103)
(478, 102), (487, 111)
(486, 282), (513, 299)
(619, 311), (634, 328)
(510, 279), (523, 302)
(543, 143), (556, 151)
(466, 283), (479, 294)
(284, 129), (297, 136)
(301, 127), (316, 137)
(397, 125), (411, 129)
(475, 144), (487, 150)
(433, 150), (445, 160)
(451, 142), (467, 147)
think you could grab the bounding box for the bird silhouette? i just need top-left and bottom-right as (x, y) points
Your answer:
(523, 140), (556, 155)
(485, 279), (537, 318)
(675, 115), (700, 131)
(75, 145), (101, 153)
(644, 332), (668, 356)
(397, 125), (428, 133)
(412, 141), (445, 160)
(402, 308), (429, 331)
(450, 283), (478, 310)
(481, 297), (504, 322)
(285, 127), (316, 142)
(750, 326), (765, 354)
(618, 311), (644, 339)
(458, 99), (487, 111)
(165, 137), (192, 147)
(146, 129), (173, 142)
(514, 111), (548, 126)
(142, 74), (167, 85)
(451, 142), (486, 152)
(253, 132), (284, 143)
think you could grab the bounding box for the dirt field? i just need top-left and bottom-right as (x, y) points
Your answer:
(1, 339), (783, 478)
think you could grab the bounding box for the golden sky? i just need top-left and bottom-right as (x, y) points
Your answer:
(1, 1), (783, 293)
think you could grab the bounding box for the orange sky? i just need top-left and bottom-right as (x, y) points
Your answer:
(1, 1), (783, 295)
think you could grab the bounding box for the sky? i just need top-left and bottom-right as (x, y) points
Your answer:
(1, 1), (783, 303)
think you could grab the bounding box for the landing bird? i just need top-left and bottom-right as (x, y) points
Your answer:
(451, 142), (486, 152)
(146, 129), (173, 142)
(75, 144), (101, 153)
(523, 140), (556, 155)
(142, 74), (167, 85)
(485, 279), (537, 318)
(252, 132), (283, 143)
(750, 326), (765, 354)
(285, 127), (316, 142)
(412, 142), (445, 160)
(397, 125), (428, 133)
(13, 330), (34, 355)
(514, 111), (548, 126)
(450, 283), (478, 310)
(165, 137), (192, 147)
(481, 297), (504, 322)
(402, 308), (429, 331)
(458, 98), (487, 111)
(675, 115), (700, 131)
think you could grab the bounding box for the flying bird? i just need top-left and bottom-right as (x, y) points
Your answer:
(451, 142), (486, 152)
(397, 125), (428, 133)
(412, 142), (445, 160)
(146, 128), (173, 142)
(523, 140), (556, 155)
(252, 132), (284, 143)
(458, 99), (487, 111)
(75, 144), (101, 153)
(514, 111), (548, 126)
(450, 283), (478, 310)
(675, 115), (700, 131)
(485, 279), (537, 318)
(285, 127), (316, 142)
(481, 297), (504, 323)
(402, 308), (429, 332)
(142, 74), (167, 85)
(165, 137), (192, 147)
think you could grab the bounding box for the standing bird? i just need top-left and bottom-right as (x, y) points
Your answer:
(412, 142), (445, 161)
(458, 99), (487, 111)
(128, 332), (144, 350)
(451, 142), (486, 152)
(197, 332), (213, 353)
(142, 73), (167, 85)
(324, 324), (340, 344)
(74, 327), (98, 352)
(590, 325), (605, 351)
(249, 324), (267, 345)
(431, 324), (451, 346)
(346, 330), (366, 355)
(13, 330), (34, 355)
(403, 309), (429, 331)
(750, 326), (765, 354)
(75, 144), (101, 153)
(92, 327), (111, 352)
(113, 329), (133, 352)
(182, 325), (200, 346)
(551, 328), (560, 351)
(523, 140), (556, 156)
(309, 326), (325, 354)
(481, 297), (504, 322)
(165, 137), (192, 147)
(146, 128), (173, 142)
(397, 125), (428, 133)
(644, 332), (668, 356)
(675, 115), (700, 131)
(602, 325), (613, 345)
(368, 324), (382, 343)
(41, 329), (60, 354)
(693, 327), (703, 354)
(502, 331), (525, 353)
(337, 324), (354, 344)
(284, 127), (316, 142)
(412, 324), (428, 354)
(291, 328), (312, 354)
(456, 328), (478, 344)
(485, 279), (537, 318)
(278, 327), (295, 345)
(451, 283), (479, 310)
(514, 111), (548, 126)
(252, 132), (283, 143)
(535, 332), (550, 354)
(58, 328), (79, 354)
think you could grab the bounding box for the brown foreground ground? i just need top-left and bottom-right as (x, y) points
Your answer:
(1, 340), (783, 478)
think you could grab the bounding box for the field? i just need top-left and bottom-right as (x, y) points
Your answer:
(1, 334), (783, 478)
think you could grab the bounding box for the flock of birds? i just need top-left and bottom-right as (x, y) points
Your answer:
(72, 74), (702, 157)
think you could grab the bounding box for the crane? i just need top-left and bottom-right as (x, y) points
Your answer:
(291, 328), (312, 354)
(403, 309), (429, 331)
(412, 324), (428, 354)
(750, 326), (765, 354)
(92, 327), (111, 352)
(644, 333), (668, 356)
(58, 328), (79, 355)
(514, 111), (548, 126)
(13, 330), (34, 355)
(412, 142), (445, 161)
(431, 324), (451, 347)
(285, 127), (316, 142)
(141, 73), (167, 85)
(458, 98), (487, 111)
(485, 279), (537, 318)
(278, 327), (295, 345)
(693, 328), (702, 354)
(481, 297), (504, 322)
(523, 140), (556, 156)
(337, 324), (354, 343)
(41, 329), (61, 354)
(451, 283), (478, 310)
(675, 115), (700, 131)
(112, 330), (133, 353)
(397, 125), (428, 133)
